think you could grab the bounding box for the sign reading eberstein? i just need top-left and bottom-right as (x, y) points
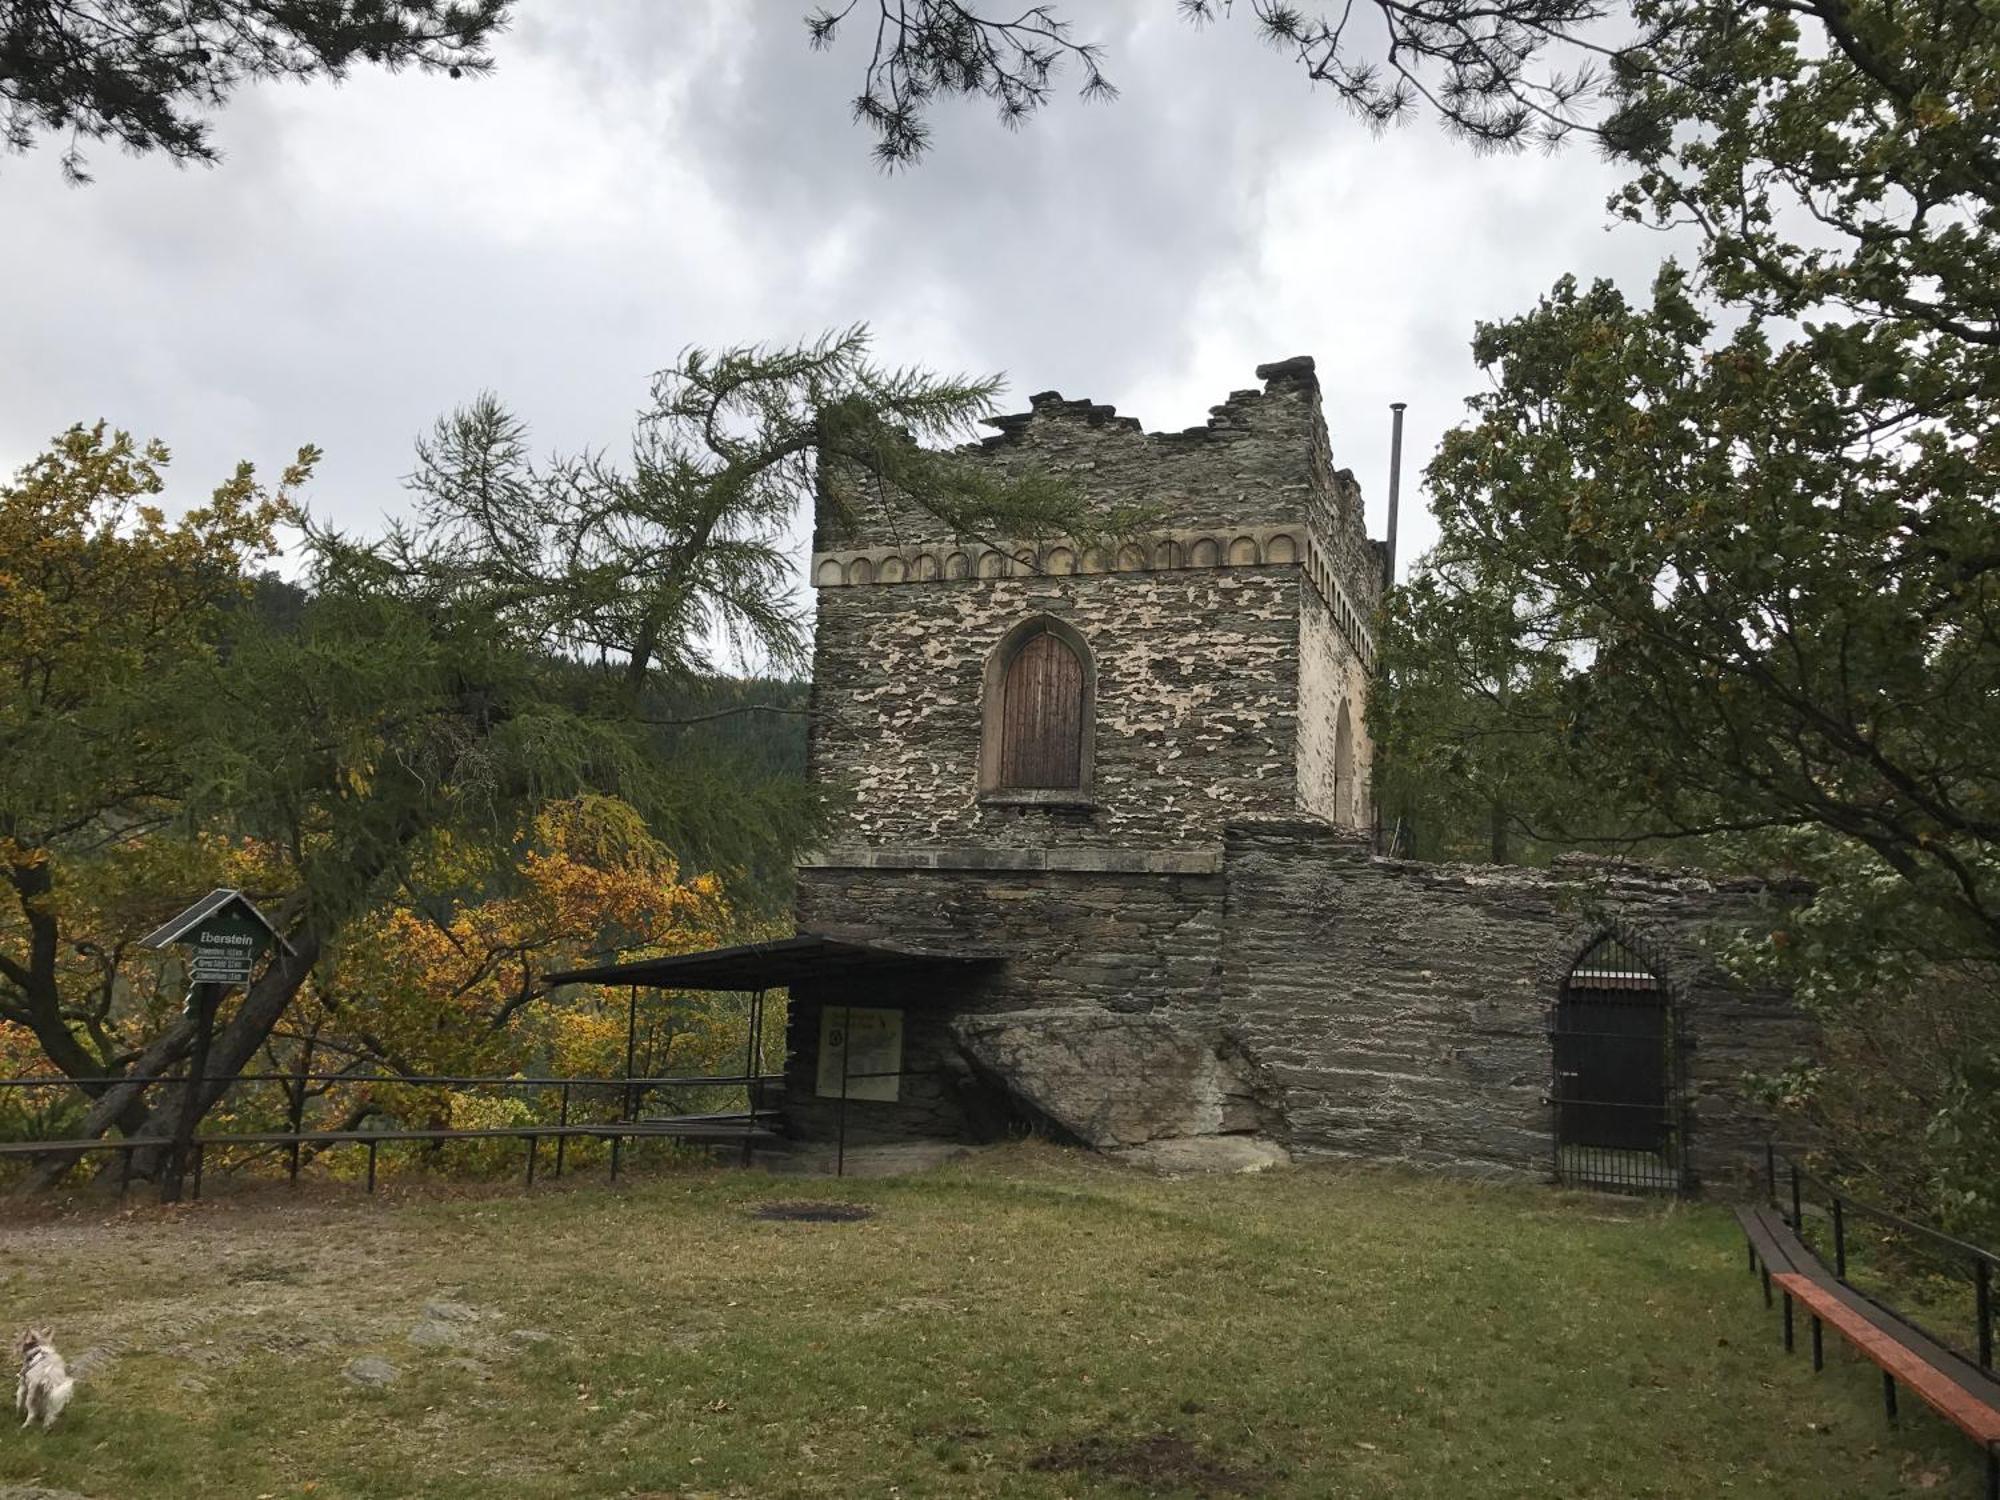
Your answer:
(816, 1006), (904, 1102)
(140, 889), (292, 989)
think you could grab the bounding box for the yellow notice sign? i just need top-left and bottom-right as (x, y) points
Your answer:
(815, 1006), (904, 1102)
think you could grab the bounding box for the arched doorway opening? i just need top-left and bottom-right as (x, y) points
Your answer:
(1550, 933), (1685, 1193)
(1333, 700), (1354, 825)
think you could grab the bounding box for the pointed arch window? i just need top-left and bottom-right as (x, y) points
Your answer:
(979, 616), (1095, 802)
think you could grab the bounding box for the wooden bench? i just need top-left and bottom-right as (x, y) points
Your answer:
(1736, 1203), (1799, 1313)
(1739, 1206), (2000, 1498)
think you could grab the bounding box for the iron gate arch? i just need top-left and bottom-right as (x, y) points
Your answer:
(1549, 931), (1687, 1194)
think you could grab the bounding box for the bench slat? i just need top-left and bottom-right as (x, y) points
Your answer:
(1773, 1271), (2000, 1446)
(1736, 1204), (1801, 1276)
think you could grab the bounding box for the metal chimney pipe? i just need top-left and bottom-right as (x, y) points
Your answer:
(1384, 401), (1407, 591)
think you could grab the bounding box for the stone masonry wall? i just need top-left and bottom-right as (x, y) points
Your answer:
(807, 567), (1305, 850)
(792, 861), (1261, 1148)
(786, 824), (1809, 1192)
(1218, 821), (1811, 1192)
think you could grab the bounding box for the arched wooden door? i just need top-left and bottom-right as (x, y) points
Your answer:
(998, 631), (1085, 789)
(1550, 935), (1685, 1193)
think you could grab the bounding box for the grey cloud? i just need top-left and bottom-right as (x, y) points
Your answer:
(0, 0), (1699, 584)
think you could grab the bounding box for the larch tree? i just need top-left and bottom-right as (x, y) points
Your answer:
(2, 328), (1079, 1188)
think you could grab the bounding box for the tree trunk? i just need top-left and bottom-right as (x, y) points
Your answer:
(18, 932), (323, 1194)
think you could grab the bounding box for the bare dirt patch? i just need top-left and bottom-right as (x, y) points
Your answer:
(749, 1200), (875, 1223)
(1027, 1432), (1266, 1496)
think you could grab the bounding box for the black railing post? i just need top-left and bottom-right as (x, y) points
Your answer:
(1766, 1140), (1776, 1206)
(1832, 1195), (1847, 1282)
(554, 1084), (570, 1179)
(366, 1139), (378, 1194)
(1977, 1257), (1993, 1372)
(287, 1035), (313, 1188)
(1790, 1161), (1803, 1232)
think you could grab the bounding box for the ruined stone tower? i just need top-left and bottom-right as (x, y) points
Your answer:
(787, 357), (1389, 1147)
(780, 355), (1802, 1190)
(803, 354), (1383, 853)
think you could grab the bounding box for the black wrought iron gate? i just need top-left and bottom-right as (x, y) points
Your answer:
(1550, 936), (1685, 1193)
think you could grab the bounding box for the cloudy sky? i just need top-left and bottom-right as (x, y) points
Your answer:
(1, 2), (1684, 598)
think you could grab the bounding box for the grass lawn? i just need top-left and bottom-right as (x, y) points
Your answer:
(0, 1144), (1977, 1498)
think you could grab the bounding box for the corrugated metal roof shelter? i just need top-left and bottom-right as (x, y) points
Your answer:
(545, 934), (998, 994)
(546, 934), (1002, 1176)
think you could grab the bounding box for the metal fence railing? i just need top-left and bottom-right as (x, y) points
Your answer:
(1768, 1144), (1998, 1377)
(0, 1068), (788, 1201)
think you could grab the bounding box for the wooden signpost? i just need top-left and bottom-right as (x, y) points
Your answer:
(140, 890), (291, 1204)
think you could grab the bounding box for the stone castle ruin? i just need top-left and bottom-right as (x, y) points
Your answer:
(781, 356), (1806, 1192)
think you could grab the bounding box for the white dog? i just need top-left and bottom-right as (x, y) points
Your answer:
(14, 1330), (73, 1430)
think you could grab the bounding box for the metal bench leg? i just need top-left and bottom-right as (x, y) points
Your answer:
(1985, 1444), (1996, 1500)
(1761, 1265), (1772, 1308)
(1748, 1241), (1757, 1274)
(1783, 1291), (1794, 1353)
(1810, 1317), (1823, 1372)
(1881, 1371), (1897, 1423)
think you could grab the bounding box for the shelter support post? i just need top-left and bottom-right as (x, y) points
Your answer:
(624, 986), (639, 1122)
(837, 1003), (852, 1180)
(741, 988), (764, 1168)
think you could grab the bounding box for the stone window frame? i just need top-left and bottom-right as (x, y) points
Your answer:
(1542, 918), (1693, 1193)
(978, 613), (1097, 809)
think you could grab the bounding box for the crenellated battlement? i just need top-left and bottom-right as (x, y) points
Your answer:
(815, 355), (1381, 623)
(973, 355), (1323, 451)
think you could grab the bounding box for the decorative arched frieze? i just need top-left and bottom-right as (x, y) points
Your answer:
(808, 522), (1376, 678)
